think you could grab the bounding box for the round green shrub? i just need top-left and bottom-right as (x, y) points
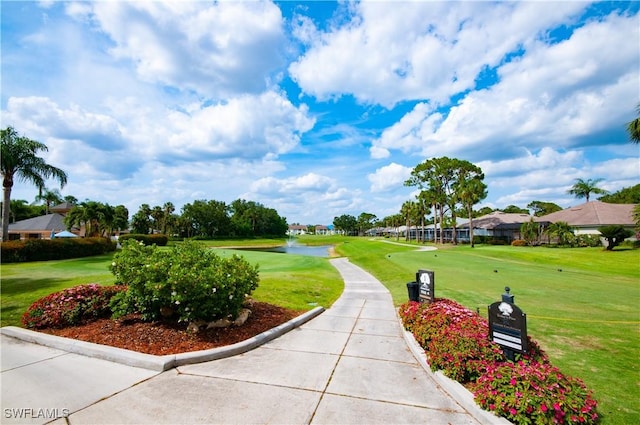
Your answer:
(109, 239), (259, 323)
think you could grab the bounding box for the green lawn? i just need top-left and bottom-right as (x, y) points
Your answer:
(326, 236), (639, 425)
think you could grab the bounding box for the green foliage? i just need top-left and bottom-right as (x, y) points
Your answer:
(399, 300), (599, 425)
(109, 239), (259, 322)
(576, 234), (602, 248)
(546, 221), (575, 246)
(118, 233), (168, 246)
(527, 200), (563, 217)
(598, 184), (640, 204)
(22, 284), (124, 329)
(567, 178), (608, 202)
(0, 237), (116, 263)
(597, 225), (634, 251)
(502, 205), (529, 214)
(333, 214), (358, 235)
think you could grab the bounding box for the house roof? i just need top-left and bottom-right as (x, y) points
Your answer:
(8, 213), (67, 232)
(50, 202), (75, 213)
(460, 212), (533, 229)
(535, 201), (636, 227)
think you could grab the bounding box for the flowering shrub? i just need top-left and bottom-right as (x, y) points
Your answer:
(399, 300), (599, 424)
(472, 360), (599, 424)
(22, 284), (124, 329)
(109, 239), (259, 322)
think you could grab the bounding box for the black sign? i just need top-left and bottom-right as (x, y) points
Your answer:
(488, 301), (528, 353)
(416, 269), (435, 304)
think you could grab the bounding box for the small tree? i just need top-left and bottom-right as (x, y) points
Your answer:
(598, 225), (633, 251)
(520, 218), (541, 246)
(546, 221), (575, 246)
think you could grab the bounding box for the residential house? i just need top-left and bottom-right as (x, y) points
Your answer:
(460, 211), (533, 243)
(6, 202), (79, 241)
(535, 201), (637, 237)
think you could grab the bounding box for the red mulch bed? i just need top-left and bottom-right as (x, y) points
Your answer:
(39, 302), (302, 355)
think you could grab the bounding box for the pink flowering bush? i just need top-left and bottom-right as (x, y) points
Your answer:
(22, 284), (125, 329)
(399, 300), (599, 424)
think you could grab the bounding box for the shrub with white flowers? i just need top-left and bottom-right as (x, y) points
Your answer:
(109, 239), (259, 322)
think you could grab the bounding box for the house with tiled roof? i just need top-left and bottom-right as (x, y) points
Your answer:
(6, 202), (80, 241)
(535, 201), (636, 236)
(459, 211), (533, 243)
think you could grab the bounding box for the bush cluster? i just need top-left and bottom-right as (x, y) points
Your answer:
(109, 239), (259, 323)
(1, 238), (116, 263)
(399, 300), (599, 424)
(118, 233), (168, 246)
(511, 239), (527, 247)
(22, 284), (125, 329)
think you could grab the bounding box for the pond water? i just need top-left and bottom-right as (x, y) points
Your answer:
(237, 244), (331, 258)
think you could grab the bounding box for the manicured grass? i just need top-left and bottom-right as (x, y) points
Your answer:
(1, 254), (116, 327)
(0, 241), (343, 328)
(328, 236), (639, 425)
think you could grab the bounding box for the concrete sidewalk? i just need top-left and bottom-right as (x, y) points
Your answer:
(1, 257), (508, 425)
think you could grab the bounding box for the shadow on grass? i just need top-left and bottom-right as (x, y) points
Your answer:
(0, 277), (70, 296)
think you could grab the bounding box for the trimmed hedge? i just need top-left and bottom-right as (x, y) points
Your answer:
(1, 238), (116, 263)
(118, 234), (169, 246)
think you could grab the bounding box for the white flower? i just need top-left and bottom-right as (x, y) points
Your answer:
(171, 291), (177, 297)
(175, 300), (180, 305)
(229, 295), (233, 300)
(212, 288), (217, 293)
(111, 262), (116, 267)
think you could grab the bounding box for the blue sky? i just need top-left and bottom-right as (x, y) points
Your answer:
(2, 1), (639, 225)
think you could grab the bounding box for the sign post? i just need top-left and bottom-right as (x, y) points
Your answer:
(488, 287), (528, 361)
(416, 269), (435, 304)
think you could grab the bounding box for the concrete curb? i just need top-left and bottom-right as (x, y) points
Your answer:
(1, 306), (325, 372)
(399, 316), (512, 425)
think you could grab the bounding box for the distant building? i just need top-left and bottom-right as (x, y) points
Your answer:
(6, 202), (80, 241)
(535, 200), (637, 237)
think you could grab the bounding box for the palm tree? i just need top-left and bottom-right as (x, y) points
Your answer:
(1, 127), (67, 241)
(546, 221), (575, 246)
(627, 103), (640, 144)
(567, 178), (608, 203)
(35, 187), (63, 214)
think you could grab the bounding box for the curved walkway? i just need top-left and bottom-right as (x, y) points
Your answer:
(1, 258), (506, 424)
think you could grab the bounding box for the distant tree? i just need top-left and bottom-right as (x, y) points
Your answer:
(130, 204), (152, 234)
(475, 206), (494, 217)
(453, 164), (487, 247)
(65, 201), (120, 237)
(502, 205), (529, 214)
(1, 127), (67, 241)
(598, 225), (633, 250)
(64, 195), (78, 205)
(400, 201), (417, 242)
(527, 201), (562, 217)
(598, 184), (640, 204)
(1, 199), (42, 222)
(567, 178), (608, 203)
(333, 214), (358, 235)
(357, 212), (377, 235)
(35, 187), (63, 214)
(520, 218), (541, 246)
(112, 205), (129, 236)
(627, 103), (640, 144)
(546, 221), (575, 246)
(633, 204), (640, 232)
